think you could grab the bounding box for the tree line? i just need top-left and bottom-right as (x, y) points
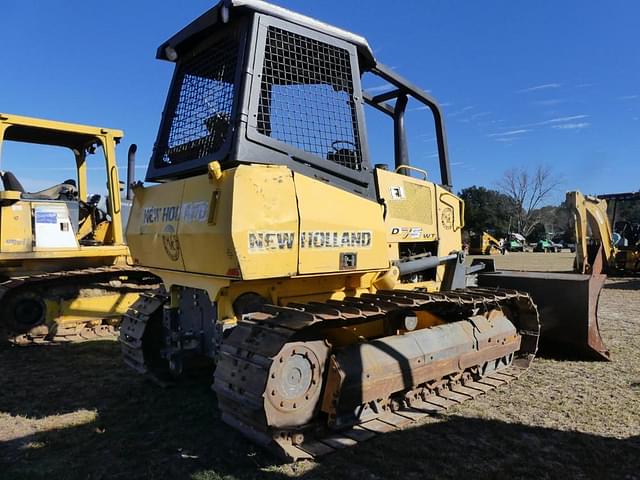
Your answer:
(459, 165), (640, 243)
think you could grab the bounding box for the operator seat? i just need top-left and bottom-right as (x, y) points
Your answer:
(0, 171), (77, 200)
(0, 171), (26, 193)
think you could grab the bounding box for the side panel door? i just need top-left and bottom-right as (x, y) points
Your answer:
(126, 180), (186, 271)
(376, 169), (439, 249)
(231, 165), (299, 280)
(178, 172), (239, 277)
(294, 173), (388, 274)
(0, 201), (32, 253)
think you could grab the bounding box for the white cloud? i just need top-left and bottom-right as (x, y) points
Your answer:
(552, 122), (590, 130)
(576, 83), (595, 88)
(508, 114), (589, 129)
(517, 83), (561, 93)
(533, 99), (567, 106)
(451, 161), (465, 166)
(449, 106), (475, 117)
(470, 111), (491, 120)
(544, 114), (589, 124)
(618, 95), (639, 100)
(487, 129), (531, 138)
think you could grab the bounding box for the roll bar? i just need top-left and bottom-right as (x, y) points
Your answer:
(363, 63), (452, 190)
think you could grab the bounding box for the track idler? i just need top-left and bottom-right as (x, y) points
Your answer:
(264, 340), (329, 429)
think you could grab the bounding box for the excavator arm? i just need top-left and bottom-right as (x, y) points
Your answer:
(566, 191), (615, 274)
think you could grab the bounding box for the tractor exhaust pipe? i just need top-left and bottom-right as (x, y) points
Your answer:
(126, 144), (137, 201)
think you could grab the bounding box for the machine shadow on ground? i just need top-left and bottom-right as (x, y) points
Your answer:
(2, 339), (639, 480)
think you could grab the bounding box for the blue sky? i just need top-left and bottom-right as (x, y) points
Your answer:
(1, 0), (638, 203)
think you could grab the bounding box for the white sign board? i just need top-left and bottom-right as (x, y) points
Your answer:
(33, 204), (78, 249)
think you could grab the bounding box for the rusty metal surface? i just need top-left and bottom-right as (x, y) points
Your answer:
(325, 313), (519, 417)
(477, 265), (610, 360)
(1, 265), (158, 345)
(212, 287), (540, 460)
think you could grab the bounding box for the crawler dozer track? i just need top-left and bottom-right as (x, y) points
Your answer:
(120, 291), (169, 375)
(213, 287), (539, 460)
(0, 266), (159, 344)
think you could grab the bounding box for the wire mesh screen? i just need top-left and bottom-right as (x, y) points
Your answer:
(257, 26), (363, 171)
(155, 29), (240, 168)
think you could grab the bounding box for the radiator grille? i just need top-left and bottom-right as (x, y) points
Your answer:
(157, 29), (240, 167)
(257, 26), (363, 171)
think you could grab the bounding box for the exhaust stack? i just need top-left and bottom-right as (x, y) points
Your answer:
(126, 144), (137, 201)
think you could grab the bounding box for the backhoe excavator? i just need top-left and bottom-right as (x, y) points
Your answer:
(0, 113), (158, 343)
(120, 0), (609, 459)
(568, 190), (640, 275)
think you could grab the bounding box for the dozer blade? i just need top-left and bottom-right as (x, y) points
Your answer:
(477, 260), (609, 361)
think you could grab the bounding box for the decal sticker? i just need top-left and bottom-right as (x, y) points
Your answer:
(389, 186), (405, 200)
(35, 212), (57, 224)
(182, 202), (209, 223)
(247, 231), (374, 252)
(441, 207), (454, 230)
(162, 224), (181, 261)
(143, 205), (179, 225)
(142, 202), (209, 225)
(300, 231), (372, 249)
(248, 231), (296, 252)
(391, 227), (436, 240)
(5, 239), (26, 245)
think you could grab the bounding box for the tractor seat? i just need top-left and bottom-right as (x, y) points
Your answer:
(1, 171), (77, 201)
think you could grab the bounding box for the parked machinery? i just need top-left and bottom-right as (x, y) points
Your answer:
(533, 238), (562, 253)
(120, 0), (608, 459)
(505, 233), (526, 252)
(469, 232), (502, 255)
(598, 191), (640, 274)
(569, 190), (640, 275)
(0, 113), (158, 343)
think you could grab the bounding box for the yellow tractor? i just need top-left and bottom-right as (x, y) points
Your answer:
(121, 0), (606, 459)
(568, 190), (640, 275)
(0, 113), (158, 343)
(469, 231), (502, 255)
(598, 191), (640, 275)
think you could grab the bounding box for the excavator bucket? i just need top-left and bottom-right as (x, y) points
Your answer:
(477, 248), (610, 361)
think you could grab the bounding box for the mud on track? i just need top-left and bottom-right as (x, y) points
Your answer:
(1, 254), (639, 479)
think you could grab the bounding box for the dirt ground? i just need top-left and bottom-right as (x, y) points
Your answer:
(1, 253), (639, 480)
(467, 251), (577, 272)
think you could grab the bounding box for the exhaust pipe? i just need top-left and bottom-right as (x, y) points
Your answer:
(126, 144), (137, 201)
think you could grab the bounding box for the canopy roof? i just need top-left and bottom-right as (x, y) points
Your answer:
(157, 0), (376, 67)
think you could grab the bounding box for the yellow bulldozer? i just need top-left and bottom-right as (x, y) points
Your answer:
(469, 231), (502, 255)
(120, 0), (608, 460)
(0, 113), (158, 343)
